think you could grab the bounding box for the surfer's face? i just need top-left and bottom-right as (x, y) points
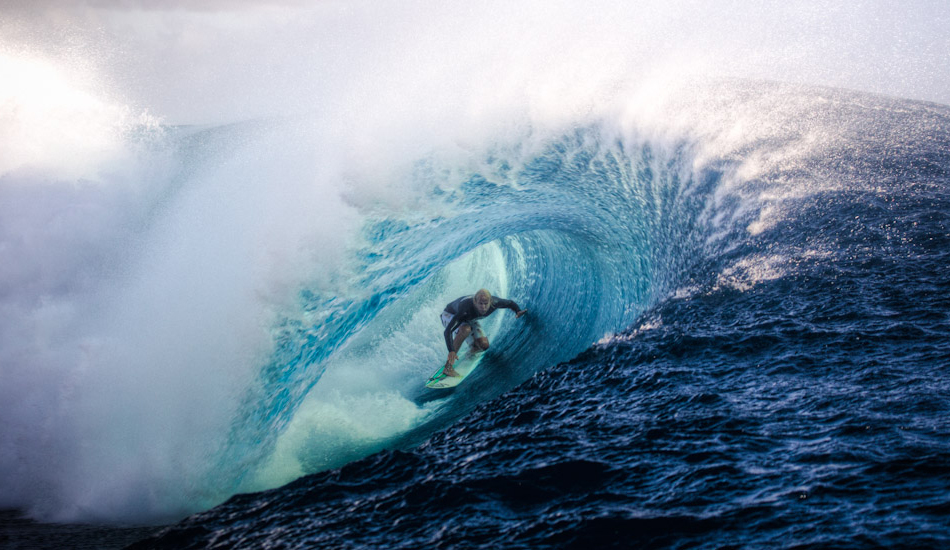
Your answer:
(474, 296), (491, 315)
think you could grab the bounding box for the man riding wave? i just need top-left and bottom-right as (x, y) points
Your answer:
(441, 289), (527, 377)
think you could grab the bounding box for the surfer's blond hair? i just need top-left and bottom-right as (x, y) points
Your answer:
(475, 288), (492, 302)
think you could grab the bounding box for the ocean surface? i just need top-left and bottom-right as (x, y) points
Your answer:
(3, 79), (950, 549)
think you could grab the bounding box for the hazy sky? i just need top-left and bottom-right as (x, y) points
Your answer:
(2, 0), (949, 123)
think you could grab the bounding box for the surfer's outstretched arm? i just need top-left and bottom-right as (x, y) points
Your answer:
(493, 298), (526, 318)
(443, 318), (471, 375)
(443, 317), (461, 353)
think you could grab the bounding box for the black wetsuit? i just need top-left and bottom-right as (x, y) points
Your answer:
(443, 295), (521, 352)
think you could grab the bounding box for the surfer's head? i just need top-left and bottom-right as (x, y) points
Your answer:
(474, 289), (492, 315)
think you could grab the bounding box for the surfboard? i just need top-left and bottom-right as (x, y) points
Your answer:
(425, 352), (483, 389)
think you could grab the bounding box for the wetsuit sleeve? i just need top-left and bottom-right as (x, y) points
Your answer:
(444, 316), (462, 352)
(493, 298), (521, 312)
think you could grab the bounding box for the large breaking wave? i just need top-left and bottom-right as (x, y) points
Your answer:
(2, 2), (947, 525)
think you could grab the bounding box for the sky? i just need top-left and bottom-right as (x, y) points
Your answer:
(1, 0), (949, 125)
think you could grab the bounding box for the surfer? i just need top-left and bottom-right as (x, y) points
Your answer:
(441, 289), (527, 377)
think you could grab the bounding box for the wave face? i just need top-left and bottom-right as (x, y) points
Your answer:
(214, 109), (719, 498)
(123, 84), (950, 549)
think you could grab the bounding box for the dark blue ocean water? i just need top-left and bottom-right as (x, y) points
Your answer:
(121, 86), (950, 549)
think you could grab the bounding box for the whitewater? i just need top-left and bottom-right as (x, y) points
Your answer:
(1, 2), (950, 548)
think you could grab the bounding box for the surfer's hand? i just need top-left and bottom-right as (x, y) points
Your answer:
(516, 309), (527, 319)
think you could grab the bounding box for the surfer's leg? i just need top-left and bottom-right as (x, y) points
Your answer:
(473, 337), (490, 351)
(450, 324), (472, 357)
(469, 322), (488, 352)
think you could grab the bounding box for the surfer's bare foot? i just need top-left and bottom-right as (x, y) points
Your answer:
(443, 365), (460, 377)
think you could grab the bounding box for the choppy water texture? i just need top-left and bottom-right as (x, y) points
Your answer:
(123, 86), (950, 549)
